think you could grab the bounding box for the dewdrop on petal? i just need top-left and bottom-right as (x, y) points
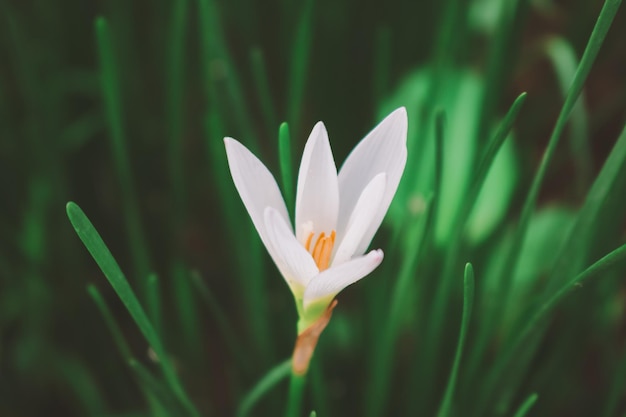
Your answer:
(225, 108), (407, 371)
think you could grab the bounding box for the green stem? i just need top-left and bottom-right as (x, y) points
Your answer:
(284, 371), (307, 417)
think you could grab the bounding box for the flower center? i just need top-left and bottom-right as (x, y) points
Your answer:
(304, 230), (336, 271)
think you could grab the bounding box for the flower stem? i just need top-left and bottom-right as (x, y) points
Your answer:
(284, 370), (307, 417)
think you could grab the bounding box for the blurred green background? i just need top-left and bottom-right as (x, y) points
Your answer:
(1, 0), (625, 416)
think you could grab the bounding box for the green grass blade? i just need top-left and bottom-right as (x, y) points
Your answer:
(87, 284), (133, 361)
(373, 25), (391, 104)
(250, 47), (278, 138)
(544, 37), (591, 192)
(602, 346), (626, 417)
(66, 202), (199, 417)
(475, 0), (530, 147)
(511, 393), (538, 417)
(189, 270), (250, 372)
(146, 273), (162, 338)
(172, 261), (201, 360)
(129, 359), (189, 417)
(436, 263), (475, 417)
(89, 284), (178, 416)
(287, 0), (314, 132)
(469, 92), (527, 208)
(237, 359), (291, 417)
(166, 0), (189, 231)
(197, 0), (257, 146)
(279, 122), (295, 216)
(517, 243), (626, 356)
(548, 122), (626, 290)
(458, 92), (527, 385)
(367, 111), (443, 417)
(95, 16), (151, 290)
(54, 356), (107, 416)
(478, 243), (626, 415)
(489, 0), (622, 361)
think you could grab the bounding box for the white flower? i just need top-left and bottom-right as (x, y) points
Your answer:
(224, 108), (407, 331)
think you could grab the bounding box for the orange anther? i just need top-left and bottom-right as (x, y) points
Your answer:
(304, 232), (314, 252)
(307, 230), (336, 271)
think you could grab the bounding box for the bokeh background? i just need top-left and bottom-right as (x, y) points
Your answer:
(1, 0), (625, 416)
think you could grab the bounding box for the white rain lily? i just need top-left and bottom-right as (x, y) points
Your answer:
(224, 108), (407, 332)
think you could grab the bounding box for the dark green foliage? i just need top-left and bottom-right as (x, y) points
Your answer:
(0, 0), (625, 416)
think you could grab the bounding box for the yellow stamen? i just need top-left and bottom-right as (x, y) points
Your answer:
(304, 232), (314, 252)
(306, 230), (336, 271)
(311, 232), (326, 264)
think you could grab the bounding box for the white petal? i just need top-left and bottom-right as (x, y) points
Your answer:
(264, 207), (319, 289)
(303, 249), (384, 308)
(333, 173), (386, 265)
(337, 108), (408, 254)
(295, 122), (339, 244)
(224, 138), (290, 250)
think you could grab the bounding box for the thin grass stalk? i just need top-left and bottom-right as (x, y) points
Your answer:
(197, 0), (258, 146)
(431, 0), (466, 70)
(237, 359), (291, 417)
(511, 393), (539, 417)
(189, 271), (251, 374)
(250, 47), (278, 139)
(95, 17), (151, 292)
(90, 283), (179, 415)
(53, 356), (107, 416)
(475, 0), (531, 147)
(87, 284), (134, 361)
(287, 0), (314, 134)
(278, 122), (295, 215)
(172, 261), (201, 360)
(544, 37), (592, 193)
(89, 284), (174, 415)
(146, 273), (162, 339)
(435, 263), (474, 417)
(129, 359), (190, 416)
(373, 25), (391, 105)
(602, 346), (626, 417)
(167, 0), (188, 229)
